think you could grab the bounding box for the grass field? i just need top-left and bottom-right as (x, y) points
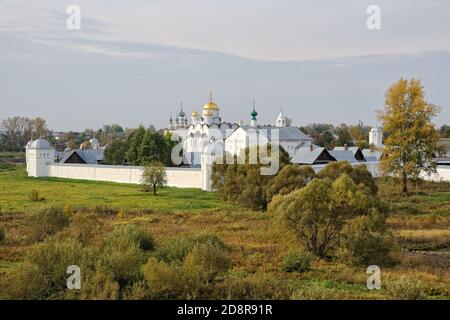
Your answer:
(0, 165), (234, 212)
(0, 163), (449, 299)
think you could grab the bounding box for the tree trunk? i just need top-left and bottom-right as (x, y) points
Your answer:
(402, 172), (408, 194)
(153, 184), (157, 195)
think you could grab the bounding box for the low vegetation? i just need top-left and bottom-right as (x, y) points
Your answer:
(0, 161), (449, 300)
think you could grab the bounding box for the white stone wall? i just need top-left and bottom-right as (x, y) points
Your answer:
(421, 166), (450, 182)
(46, 164), (202, 189)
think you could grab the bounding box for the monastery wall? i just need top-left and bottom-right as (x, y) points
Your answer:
(46, 164), (203, 189)
(421, 166), (450, 182)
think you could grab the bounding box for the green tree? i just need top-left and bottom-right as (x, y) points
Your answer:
(315, 131), (335, 149)
(104, 139), (129, 165)
(126, 126), (146, 165)
(440, 125), (450, 138)
(141, 161), (167, 195)
(269, 175), (377, 258)
(334, 125), (353, 147)
(378, 78), (442, 193)
(211, 145), (290, 210)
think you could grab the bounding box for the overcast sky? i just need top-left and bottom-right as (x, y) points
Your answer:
(1, 0), (449, 131)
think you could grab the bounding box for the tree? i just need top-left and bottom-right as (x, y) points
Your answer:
(141, 161), (167, 195)
(139, 130), (168, 165)
(378, 78), (442, 193)
(265, 164), (315, 202)
(211, 145), (290, 210)
(315, 131), (335, 149)
(439, 125), (450, 138)
(334, 125), (353, 147)
(269, 175), (377, 258)
(126, 126), (146, 165)
(104, 139), (129, 165)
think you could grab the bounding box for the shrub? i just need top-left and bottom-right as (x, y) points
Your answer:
(385, 276), (430, 300)
(266, 164), (315, 202)
(281, 250), (311, 273)
(28, 189), (44, 202)
(155, 233), (226, 263)
(142, 258), (183, 299)
(317, 161), (378, 195)
(78, 271), (120, 300)
(337, 212), (396, 267)
(144, 234), (231, 299)
(0, 239), (91, 299)
(182, 243), (231, 290)
(98, 224), (150, 285)
(269, 175), (376, 257)
(24, 207), (69, 242)
(104, 224), (155, 251)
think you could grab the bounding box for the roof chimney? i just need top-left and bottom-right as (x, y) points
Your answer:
(344, 143), (348, 151)
(310, 144), (314, 151)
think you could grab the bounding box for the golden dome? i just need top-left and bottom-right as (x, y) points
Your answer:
(203, 101), (219, 110)
(203, 91), (219, 110)
(204, 110), (214, 116)
(191, 110), (199, 117)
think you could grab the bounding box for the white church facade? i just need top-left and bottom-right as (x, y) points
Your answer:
(168, 94), (314, 166)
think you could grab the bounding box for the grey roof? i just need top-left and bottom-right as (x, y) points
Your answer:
(329, 150), (358, 163)
(59, 149), (104, 164)
(291, 147), (333, 164)
(362, 149), (383, 161)
(334, 146), (361, 156)
(237, 125), (313, 141)
(29, 139), (52, 150)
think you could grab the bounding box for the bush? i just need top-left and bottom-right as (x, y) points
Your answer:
(144, 234), (231, 299)
(0, 239), (91, 299)
(28, 189), (44, 202)
(142, 258), (183, 299)
(385, 276), (430, 300)
(269, 175), (377, 258)
(337, 212), (396, 267)
(24, 207), (69, 242)
(98, 224), (151, 285)
(317, 161), (378, 195)
(281, 250), (311, 273)
(104, 223), (155, 251)
(155, 233), (226, 263)
(266, 164), (315, 202)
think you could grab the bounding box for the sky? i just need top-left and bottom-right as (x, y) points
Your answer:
(0, 0), (449, 131)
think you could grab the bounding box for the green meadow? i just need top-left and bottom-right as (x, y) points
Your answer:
(0, 165), (234, 213)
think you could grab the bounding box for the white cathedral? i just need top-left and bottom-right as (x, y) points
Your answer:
(167, 93), (314, 166)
